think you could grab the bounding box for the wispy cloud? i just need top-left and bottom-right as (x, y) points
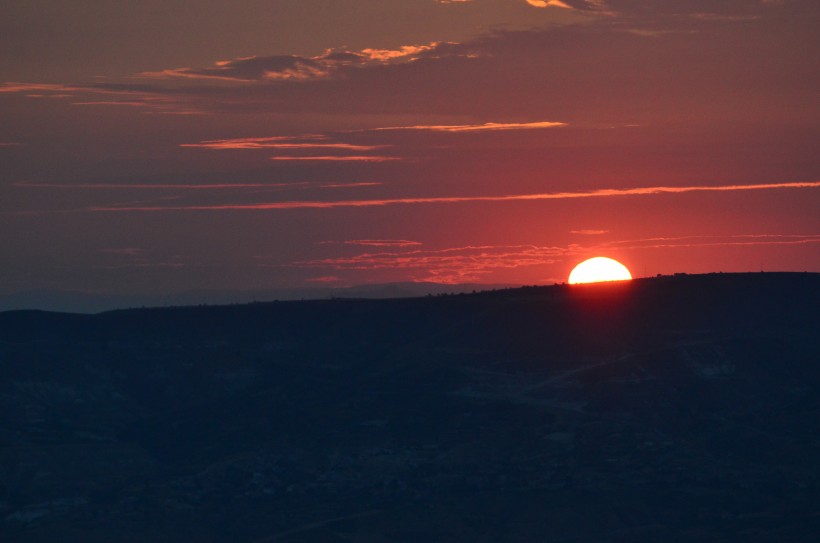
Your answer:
(0, 142), (22, 147)
(359, 44), (441, 61)
(319, 239), (423, 248)
(630, 239), (820, 249)
(180, 135), (392, 163)
(320, 182), (383, 189)
(181, 136), (383, 151)
(570, 229), (609, 235)
(527, 0), (574, 9)
(0, 82), (178, 104)
(73, 101), (154, 107)
(438, 0), (573, 6)
(139, 43), (446, 83)
(3, 9), (804, 121)
(605, 233), (820, 250)
(374, 121), (567, 132)
(180, 122), (564, 161)
(82, 180), (820, 212)
(291, 245), (569, 284)
(13, 181), (382, 194)
(0, 83), (87, 94)
(269, 155), (400, 162)
(0, 81), (183, 112)
(305, 275), (343, 283)
(14, 182), (303, 190)
(141, 56), (329, 83)
(689, 12), (761, 21)
(0, 40), (469, 115)
(290, 233), (820, 284)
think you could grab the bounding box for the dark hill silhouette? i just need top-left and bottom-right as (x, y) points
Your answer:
(0, 273), (818, 542)
(0, 282), (515, 314)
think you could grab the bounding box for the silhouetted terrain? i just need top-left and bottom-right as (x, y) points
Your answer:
(0, 273), (818, 542)
(0, 282), (515, 314)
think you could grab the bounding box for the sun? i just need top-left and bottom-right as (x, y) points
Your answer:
(569, 257), (632, 284)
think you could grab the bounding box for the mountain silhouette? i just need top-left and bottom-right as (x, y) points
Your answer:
(0, 272), (818, 542)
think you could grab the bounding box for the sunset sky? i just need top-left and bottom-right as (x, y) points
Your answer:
(2, 0), (818, 299)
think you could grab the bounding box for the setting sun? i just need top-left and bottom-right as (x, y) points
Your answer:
(569, 257), (633, 284)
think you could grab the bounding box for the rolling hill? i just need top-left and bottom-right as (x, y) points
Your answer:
(0, 273), (818, 542)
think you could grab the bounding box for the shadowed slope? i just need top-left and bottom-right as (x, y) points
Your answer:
(0, 273), (818, 542)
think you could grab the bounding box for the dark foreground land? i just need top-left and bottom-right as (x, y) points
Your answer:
(0, 272), (818, 542)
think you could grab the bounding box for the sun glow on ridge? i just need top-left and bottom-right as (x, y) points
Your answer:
(568, 257), (632, 284)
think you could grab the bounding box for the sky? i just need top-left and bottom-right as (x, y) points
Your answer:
(1, 0), (819, 300)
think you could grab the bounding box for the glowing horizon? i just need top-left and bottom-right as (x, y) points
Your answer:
(568, 257), (633, 284)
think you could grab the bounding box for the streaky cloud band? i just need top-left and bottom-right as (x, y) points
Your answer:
(269, 156), (400, 162)
(85, 181), (820, 212)
(15, 182), (302, 190)
(373, 121), (567, 132)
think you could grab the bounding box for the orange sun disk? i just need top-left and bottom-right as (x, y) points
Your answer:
(569, 257), (632, 284)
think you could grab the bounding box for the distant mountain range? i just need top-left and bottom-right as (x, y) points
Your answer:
(0, 282), (517, 314)
(0, 272), (818, 542)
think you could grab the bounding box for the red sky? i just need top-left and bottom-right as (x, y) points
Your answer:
(1, 0), (818, 297)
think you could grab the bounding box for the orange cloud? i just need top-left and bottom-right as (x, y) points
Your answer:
(0, 83), (79, 94)
(527, 0), (574, 8)
(181, 137), (384, 151)
(269, 156), (400, 162)
(141, 61), (329, 83)
(84, 180), (820, 212)
(138, 42), (450, 83)
(374, 121), (567, 132)
(360, 44), (440, 61)
(2, 42), (455, 114)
